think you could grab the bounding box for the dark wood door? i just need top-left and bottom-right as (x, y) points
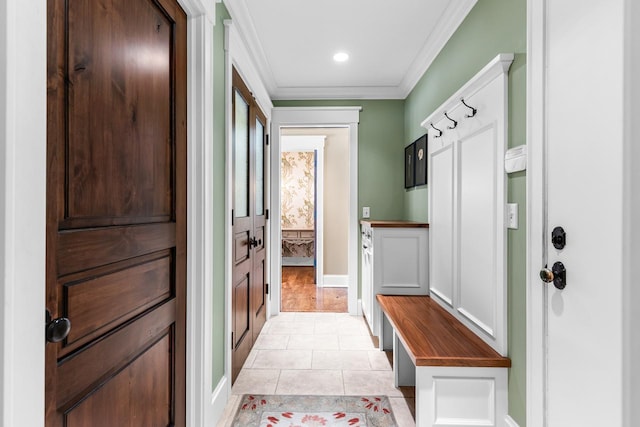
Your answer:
(45, 0), (187, 425)
(231, 68), (268, 382)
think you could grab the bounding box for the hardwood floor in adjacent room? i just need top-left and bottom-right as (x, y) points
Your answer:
(281, 266), (348, 312)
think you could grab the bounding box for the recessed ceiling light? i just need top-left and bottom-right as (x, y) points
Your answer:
(333, 52), (349, 63)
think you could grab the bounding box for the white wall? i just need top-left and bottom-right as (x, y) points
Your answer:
(323, 129), (349, 276)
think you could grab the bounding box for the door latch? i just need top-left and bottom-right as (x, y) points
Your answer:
(539, 262), (567, 290)
(552, 226), (566, 250)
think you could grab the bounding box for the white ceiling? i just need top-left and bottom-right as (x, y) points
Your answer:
(224, 0), (477, 100)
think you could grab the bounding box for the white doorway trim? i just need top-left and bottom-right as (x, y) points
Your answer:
(624, 2), (640, 425)
(525, 0), (547, 425)
(0, 0), (217, 425)
(271, 107), (361, 316)
(281, 135), (325, 286)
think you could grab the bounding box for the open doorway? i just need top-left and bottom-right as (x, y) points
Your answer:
(279, 128), (349, 312)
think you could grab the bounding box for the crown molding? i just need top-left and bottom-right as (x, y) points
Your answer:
(225, 0), (477, 100)
(271, 85), (406, 100)
(398, 0), (478, 98)
(223, 0), (278, 95)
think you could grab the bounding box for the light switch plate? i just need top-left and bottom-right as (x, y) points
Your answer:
(363, 207), (370, 218)
(507, 203), (518, 229)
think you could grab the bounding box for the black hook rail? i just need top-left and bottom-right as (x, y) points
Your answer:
(444, 112), (457, 129)
(461, 98), (477, 118)
(430, 123), (443, 138)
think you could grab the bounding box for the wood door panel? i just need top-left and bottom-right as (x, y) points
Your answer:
(57, 223), (175, 276)
(65, 334), (172, 427)
(62, 251), (172, 351)
(234, 231), (250, 265)
(47, 0), (186, 420)
(66, 0), (172, 223)
(233, 275), (250, 346)
(231, 68), (268, 382)
(57, 301), (174, 407)
(255, 226), (264, 251)
(252, 258), (266, 341)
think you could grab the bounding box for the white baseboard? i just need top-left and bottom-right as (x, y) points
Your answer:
(357, 299), (363, 316)
(211, 376), (230, 426)
(504, 415), (520, 427)
(322, 274), (348, 287)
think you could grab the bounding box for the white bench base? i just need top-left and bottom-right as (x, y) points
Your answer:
(390, 326), (509, 427)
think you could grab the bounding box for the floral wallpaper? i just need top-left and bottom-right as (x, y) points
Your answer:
(281, 151), (315, 230)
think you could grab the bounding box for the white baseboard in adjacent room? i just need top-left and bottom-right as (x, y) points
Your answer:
(322, 274), (348, 287)
(282, 257), (314, 267)
(505, 415), (521, 427)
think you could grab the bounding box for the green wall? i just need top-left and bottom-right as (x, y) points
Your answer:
(403, 0), (527, 424)
(272, 100), (406, 221)
(212, 2), (230, 386)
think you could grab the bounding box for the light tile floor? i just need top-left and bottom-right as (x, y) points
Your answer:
(216, 312), (416, 426)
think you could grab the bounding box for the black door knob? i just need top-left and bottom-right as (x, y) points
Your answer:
(249, 237), (258, 248)
(46, 311), (71, 343)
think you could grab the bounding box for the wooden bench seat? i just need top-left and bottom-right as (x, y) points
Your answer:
(376, 295), (510, 368)
(376, 294), (511, 427)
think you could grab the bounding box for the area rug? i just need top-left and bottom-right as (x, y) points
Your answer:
(232, 395), (398, 427)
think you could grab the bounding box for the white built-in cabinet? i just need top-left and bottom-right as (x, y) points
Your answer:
(415, 53), (512, 427)
(360, 220), (429, 338)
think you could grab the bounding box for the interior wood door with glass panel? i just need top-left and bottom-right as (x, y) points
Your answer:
(232, 68), (268, 383)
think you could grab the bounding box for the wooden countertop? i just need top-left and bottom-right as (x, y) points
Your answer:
(376, 295), (510, 368)
(360, 220), (429, 228)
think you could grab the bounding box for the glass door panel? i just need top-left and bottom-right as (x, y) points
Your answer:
(234, 89), (249, 218)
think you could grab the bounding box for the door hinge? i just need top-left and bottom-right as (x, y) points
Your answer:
(231, 209), (234, 226)
(266, 209), (269, 220)
(266, 283), (269, 294)
(231, 332), (234, 349)
(266, 134), (269, 146)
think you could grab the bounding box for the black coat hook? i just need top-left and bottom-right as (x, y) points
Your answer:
(444, 112), (457, 129)
(430, 123), (442, 138)
(461, 98), (477, 118)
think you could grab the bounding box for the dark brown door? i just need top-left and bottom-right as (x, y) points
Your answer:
(45, 0), (187, 425)
(231, 68), (268, 382)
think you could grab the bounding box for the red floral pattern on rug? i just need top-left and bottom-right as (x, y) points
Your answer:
(232, 395), (397, 427)
(259, 411), (364, 426)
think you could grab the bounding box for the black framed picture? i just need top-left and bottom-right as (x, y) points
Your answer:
(405, 142), (415, 188)
(414, 134), (428, 186)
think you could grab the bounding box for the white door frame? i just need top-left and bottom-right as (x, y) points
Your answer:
(270, 107), (361, 316)
(525, 0), (547, 425)
(623, 2), (640, 425)
(281, 136), (326, 286)
(527, 1), (639, 426)
(0, 0), (218, 425)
